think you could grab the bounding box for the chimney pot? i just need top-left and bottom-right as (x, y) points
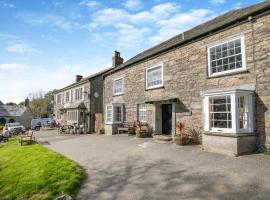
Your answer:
(112, 51), (124, 67)
(76, 75), (83, 82)
(24, 97), (29, 107)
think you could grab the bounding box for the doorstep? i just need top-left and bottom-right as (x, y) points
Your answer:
(153, 134), (173, 143)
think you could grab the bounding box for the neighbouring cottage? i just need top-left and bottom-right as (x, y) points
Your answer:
(102, 1), (270, 156)
(0, 98), (33, 129)
(53, 68), (112, 133)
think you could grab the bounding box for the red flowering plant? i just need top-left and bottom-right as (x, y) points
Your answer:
(174, 121), (191, 145)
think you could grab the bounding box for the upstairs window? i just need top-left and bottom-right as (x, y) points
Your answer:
(138, 104), (147, 122)
(75, 88), (83, 101)
(203, 90), (254, 133)
(113, 78), (124, 95)
(208, 36), (246, 77)
(146, 64), (163, 89)
(65, 91), (70, 102)
(56, 94), (61, 104)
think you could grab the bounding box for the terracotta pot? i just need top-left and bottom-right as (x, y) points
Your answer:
(174, 137), (190, 145)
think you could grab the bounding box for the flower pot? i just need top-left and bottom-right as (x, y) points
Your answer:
(99, 129), (105, 134)
(174, 136), (190, 145)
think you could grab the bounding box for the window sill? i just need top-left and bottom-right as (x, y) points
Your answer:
(204, 131), (256, 138)
(208, 69), (249, 79)
(113, 93), (124, 97)
(145, 86), (164, 91)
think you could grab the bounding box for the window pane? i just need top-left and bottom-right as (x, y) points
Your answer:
(209, 96), (232, 129)
(138, 104), (146, 122)
(238, 96), (248, 129)
(147, 66), (162, 88)
(209, 38), (243, 75)
(114, 106), (122, 122)
(114, 78), (123, 94)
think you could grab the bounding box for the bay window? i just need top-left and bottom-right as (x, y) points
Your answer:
(146, 64), (163, 89)
(208, 36), (246, 77)
(203, 89), (254, 133)
(105, 104), (124, 124)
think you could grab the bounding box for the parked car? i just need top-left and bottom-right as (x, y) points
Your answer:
(31, 118), (52, 130)
(5, 122), (26, 133)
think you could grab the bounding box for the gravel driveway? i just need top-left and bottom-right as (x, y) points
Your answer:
(35, 130), (270, 200)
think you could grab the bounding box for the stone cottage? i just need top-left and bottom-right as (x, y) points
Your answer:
(103, 1), (270, 156)
(53, 68), (112, 133)
(0, 98), (33, 129)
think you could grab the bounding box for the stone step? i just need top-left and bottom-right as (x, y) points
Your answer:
(153, 134), (173, 143)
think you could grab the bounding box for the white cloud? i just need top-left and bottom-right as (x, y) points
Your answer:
(210, 0), (226, 4)
(79, 0), (101, 8)
(0, 1), (14, 8)
(149, 9), (215, 44)
(0, 63), (27, 71)
(124, 0), (143, 11)
(20, 13), (73, 30)
(116, 23), (149, 49)
(6, 41), (39, 54)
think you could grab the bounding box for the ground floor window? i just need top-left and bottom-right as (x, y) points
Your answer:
(203, 89), (254, 133)
(138, 104), (146, 122)
(105, 104), (124, 124)
(67, 110), (78, 122)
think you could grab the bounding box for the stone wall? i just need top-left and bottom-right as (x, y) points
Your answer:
(104, 14), (270, 147)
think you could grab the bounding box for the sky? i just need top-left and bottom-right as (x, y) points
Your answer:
(0, 0), (262, 103)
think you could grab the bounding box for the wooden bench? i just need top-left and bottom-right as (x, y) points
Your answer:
(117, 122), (135, 134)
(19, 130), (34, 146)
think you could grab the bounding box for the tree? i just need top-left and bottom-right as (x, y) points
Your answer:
(28, 90), (55, 118)
(0, 101), (4, 105)
(6, 102), (17, 106)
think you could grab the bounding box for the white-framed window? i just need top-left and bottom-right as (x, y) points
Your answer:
(56, 94), (62, 104)
(146, 64), (163, 89)
(203, 89), (254, 133)
(207, 36), (246, 77)
(105, 104), (124, 124)
(70, 90), (74, 102)
(105, 105), (113, 124)
(75, 88), (83, 101)
(65, 91), (70, 102)
(67, 110), (78, 122)
(113, 77), (124, 95)
(138, 104), (147, 122)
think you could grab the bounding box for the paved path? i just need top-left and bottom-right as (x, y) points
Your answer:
(35, 130), (270, 200)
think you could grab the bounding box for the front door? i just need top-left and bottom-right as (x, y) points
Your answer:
(162, 104), (172, 135)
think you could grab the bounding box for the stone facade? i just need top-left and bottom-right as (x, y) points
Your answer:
(0, 105), (33, 129)
(54, 80), (91, 132)
(103, 11), (270, 152)
(54, 73), (106, 133)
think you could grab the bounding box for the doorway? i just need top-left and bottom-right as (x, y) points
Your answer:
(162, 104), (172, 135)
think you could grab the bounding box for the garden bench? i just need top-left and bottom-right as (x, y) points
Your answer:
(117, 122), (135, 134)
(19, 130), (35, 146)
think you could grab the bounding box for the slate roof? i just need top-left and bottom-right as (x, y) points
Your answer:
(0, 105), (27, 117)
(107, 1), (270, 75)
(54, 66), (114, 94)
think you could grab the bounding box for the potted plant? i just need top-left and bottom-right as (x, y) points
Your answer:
(174, 122), (191, 145)
(135, 121), (146, 138)
(99, 123), (105, 134)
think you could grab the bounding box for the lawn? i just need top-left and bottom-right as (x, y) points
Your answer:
(0, 138), (85, 200)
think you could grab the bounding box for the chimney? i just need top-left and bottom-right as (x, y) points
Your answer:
(112, 51), (124, 67)
(76, 75), (83, 82)
(24, 97), (29, 107)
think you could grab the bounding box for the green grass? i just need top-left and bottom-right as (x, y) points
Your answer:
(0, 138), (85, 200)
